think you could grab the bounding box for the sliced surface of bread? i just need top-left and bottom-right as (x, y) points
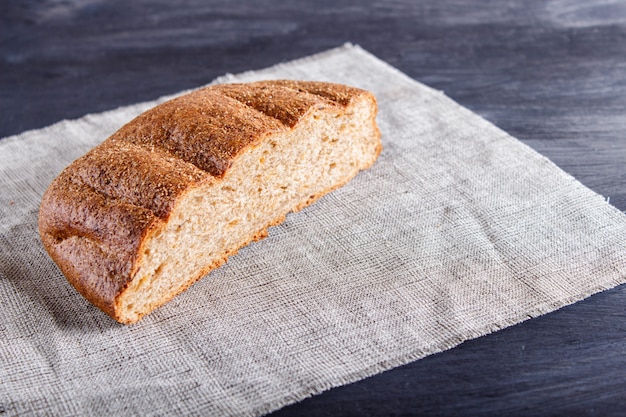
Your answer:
(38, 80), (382, 324)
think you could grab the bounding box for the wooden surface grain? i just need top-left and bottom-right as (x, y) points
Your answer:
(2, 1), (625, 415)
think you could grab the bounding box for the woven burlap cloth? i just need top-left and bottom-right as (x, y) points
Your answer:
(1, 44), (625, 416)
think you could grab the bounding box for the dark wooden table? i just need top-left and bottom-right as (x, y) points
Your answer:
(3, 1), (625, 415)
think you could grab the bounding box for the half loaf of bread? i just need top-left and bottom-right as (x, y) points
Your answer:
(39, 80), (382, 324)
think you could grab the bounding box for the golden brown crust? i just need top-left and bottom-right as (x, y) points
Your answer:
(38, 80), (376, 322)
(39, 171), (161, 315)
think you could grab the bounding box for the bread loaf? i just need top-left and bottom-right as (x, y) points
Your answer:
(38, 80), (382, 324)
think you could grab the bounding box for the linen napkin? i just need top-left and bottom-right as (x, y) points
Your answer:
(1, 44), (625, 417)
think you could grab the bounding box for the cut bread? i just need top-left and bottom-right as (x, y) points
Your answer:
(38, 80), (382, 324)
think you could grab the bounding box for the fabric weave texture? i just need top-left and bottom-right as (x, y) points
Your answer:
(1, 44), (625, 416)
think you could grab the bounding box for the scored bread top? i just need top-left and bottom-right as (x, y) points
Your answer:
(38, 80), (374, 318)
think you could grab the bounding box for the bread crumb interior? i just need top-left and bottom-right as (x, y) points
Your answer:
(117, 97), (379, 323)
